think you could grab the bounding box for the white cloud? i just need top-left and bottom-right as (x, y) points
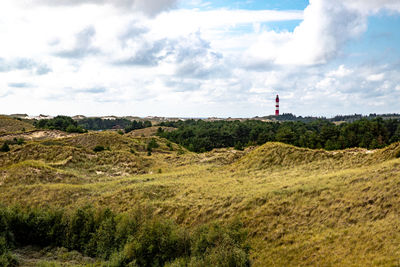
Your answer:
(148, 9), (303, 40)
(342, 0), (400, 14)
(247, 0), (367, 66)
(327, 65), (354, 78)
(367, 73), (385, 82)
(0, 0), (399, 117)
(14, 0), (178, 16)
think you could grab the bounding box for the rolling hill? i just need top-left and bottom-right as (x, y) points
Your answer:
(1, 127), (400, 266)
(0, 115), (35, 135)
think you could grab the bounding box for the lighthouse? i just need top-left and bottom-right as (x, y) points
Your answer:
(275, 95), (279, 116)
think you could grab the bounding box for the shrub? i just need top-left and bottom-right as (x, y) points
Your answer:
(10, 138), (24, 145)
(167, 142), (173, 151)
(0, 143), (10, 152)
(93, 146), (105, 152)
(148, 139), (159, 150)
(234, 142), (244, 151)
(0, 251), (18, 267)
(66, 125), (86, 133)
(122, 219), (190, 267)
(191, 220), (250, 267)
(88, 209), (116, 259)
(0, 205), (250, 267)
(66, 206), (96, 253)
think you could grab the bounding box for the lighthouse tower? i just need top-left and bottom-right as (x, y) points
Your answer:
(275, 95), (279, 116)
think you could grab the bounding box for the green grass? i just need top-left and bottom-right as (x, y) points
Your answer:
(1, 130), (400, 266)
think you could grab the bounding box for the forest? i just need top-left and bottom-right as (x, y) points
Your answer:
(34, 116), (86, 133)
(34, 116), (152, 133)
(77, 118), (133, 131)
(32, 115), (400, 153)
(158, 118), (400, 152)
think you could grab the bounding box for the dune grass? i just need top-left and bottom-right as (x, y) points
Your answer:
(0, 116), (35, 135)
(1, 131), (400, 266)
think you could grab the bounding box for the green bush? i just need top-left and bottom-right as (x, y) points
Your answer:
(94, 145), (105, 152)
(167, 142), (174, 151)
(10, 138), (24, 145)
(0, 205), (250, 266)
(0, 143), (10, 152)
(0, 215), (18, 267)
(66, 206), (96, 253)
(234, 142), (244, 151)
(122, 219), (190, 267)
(88, 209), (116, 259)
(66, 125), (86, 133)
(0, 251), (18, 267)
(148, 139), (159, 150)
(191, 220), (250, 267)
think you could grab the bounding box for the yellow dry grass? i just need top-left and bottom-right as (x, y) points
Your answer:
(1, 131), (400, 266)
(0, 115), (35, 135)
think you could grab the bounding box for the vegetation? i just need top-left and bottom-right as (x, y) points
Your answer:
(77, 118), (133, 131)
(0, 205), (249, 267)
(260, 112), (400, 122)
(0, 116), (35, 135)
(330, 113), (400, 122)
(3, 117), (400, 266)
(159, 118), (400, 152)
(93, 145), (106, 152)
(0, 143), (10, 153)
(124, 120), (152, 134)
(147, 138), (160, 155)
(35, 116), (86, 133)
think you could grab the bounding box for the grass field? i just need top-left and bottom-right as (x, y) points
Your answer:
(0, 116), (35, 135)
(1, 128), (400, 266)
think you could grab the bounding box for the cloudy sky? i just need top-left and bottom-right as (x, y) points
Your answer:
(0, 0), (399, 117)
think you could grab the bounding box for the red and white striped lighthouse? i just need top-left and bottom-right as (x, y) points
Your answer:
(275, 95), (279, 116)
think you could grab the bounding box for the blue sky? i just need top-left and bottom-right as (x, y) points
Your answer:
(0, 0), (399, 117)
(182, 0), (309, 10)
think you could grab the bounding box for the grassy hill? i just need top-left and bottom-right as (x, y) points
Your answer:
(1, 130), (400, 266)
(0, 115), (35, 135)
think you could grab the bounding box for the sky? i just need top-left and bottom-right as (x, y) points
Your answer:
(0, 0), (399, 118)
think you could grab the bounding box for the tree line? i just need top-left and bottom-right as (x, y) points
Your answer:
(34, 116), (86, 133)
(77, 118), (152, 133)
(158, 118), (400, 152)
(0, 205), (250, 267)
(77, 118), (133, 131)
(261, 113), (400, 123)
(34, 116), (153, 133)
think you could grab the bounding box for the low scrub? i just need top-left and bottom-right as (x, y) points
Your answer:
(0, 205), (250, 267)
